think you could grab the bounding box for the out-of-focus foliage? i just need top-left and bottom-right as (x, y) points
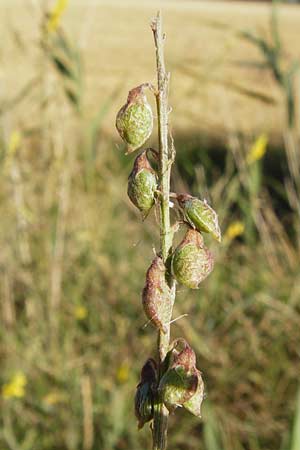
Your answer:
(0, 2), (300, 450)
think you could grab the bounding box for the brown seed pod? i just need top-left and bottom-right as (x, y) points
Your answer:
(127, 150), (157, 217)
(172, 228), (214, 289)
(116, 84), (153, 154)
(142, 256), (172, 333)
(170, 338), (197, 371)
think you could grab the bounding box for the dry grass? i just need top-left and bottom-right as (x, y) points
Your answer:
(1, 1), (300, 141)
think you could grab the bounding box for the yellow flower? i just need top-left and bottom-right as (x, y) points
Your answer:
(4, 130), (22, 171)
(2, 372), (27, 399)
(8, 130), (22, 155)
(116, 363), (129, 384)
(247, 134), (268, 164)
(225, 221), (245, 242)
(46, 0), (69, 34)
(74, 305), (88, 320)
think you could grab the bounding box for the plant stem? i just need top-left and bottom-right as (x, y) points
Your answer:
(151, 12), (176, 450)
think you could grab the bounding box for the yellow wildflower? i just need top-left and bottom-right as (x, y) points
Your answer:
(74, 305), (88, 320)
(247, 134), (268, 164)
(225, 221), (245, 242)
(46, 0), (69, 34)
(8, 130), (22, 155)
(4, 130), (22, 171)
(116, 363), (129, 384)
(2, 372), (27, 399)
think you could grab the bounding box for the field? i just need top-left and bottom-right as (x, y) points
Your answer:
(2, 0), (300, 139)
(0, 1), (300, 450)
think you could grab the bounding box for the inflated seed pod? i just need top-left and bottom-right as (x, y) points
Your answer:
(158, 339), (199, 412)
(183, 369), (204, 418)
(142, 256), (172, 333)
(172, 229), (214, 289)
(170, 338), (197, 371)
(135, 359), (157, 429)
(127, 150), (157, 217)
(159, 365), (198, 412)
(116, 84), (153, 154)
(177, 194), (221, 242)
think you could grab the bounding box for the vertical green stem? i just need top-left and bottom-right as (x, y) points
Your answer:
(151, 12), (175, 450)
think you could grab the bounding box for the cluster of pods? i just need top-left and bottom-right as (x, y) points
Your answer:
(116, 84), (221, 426)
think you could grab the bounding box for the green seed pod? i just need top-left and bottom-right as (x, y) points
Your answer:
(159, 339), (199, 412)
(177, 194), (221, 242)
(135, 359), (157, 429)
(159, 365), (198, 412)
(116, 84), (153, 154)
(172, 228), (214, 289)
(183, 369), (205, 418)
(142, 256), (172, 333)
(127, 150), (157, 217)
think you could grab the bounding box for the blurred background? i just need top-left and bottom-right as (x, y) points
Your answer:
(1, 1), (300, 449)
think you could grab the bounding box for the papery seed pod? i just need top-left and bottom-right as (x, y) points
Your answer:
(142, 256), (172, 333)
(183, 369), (205, 417)
(159, 338), (204, 414)
(172, 229), (214, 289)
(158, 365), (198, 412)
(177, 194), (221, 242)
(170, 338), (197, 371)
(116, 84), (153, 154)
(135, 359), (157, 429)
(162, 338), (196, 376)
(127, 150), (157, 217)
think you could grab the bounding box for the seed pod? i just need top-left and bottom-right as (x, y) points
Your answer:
(177, 194), (221, 242)
(116, 84), (153, 154)
(172, 229), (214, 289)
(159, 339), (199, 412)
(183, 369), (205, 417)
(159, 365), (198, 412)
(170, 338), (197, 371)
(135, 359), (157, 429)
(127, 150), (157, 217)
(142, 256), (172, 333)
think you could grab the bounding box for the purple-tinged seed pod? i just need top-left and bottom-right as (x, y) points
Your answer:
(170, 338), (197, 371)
(142, 256), (172, 333)
(172, 228), (214, 289)
(159, 338), (205, 415)
(116, 84), (153, 154)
